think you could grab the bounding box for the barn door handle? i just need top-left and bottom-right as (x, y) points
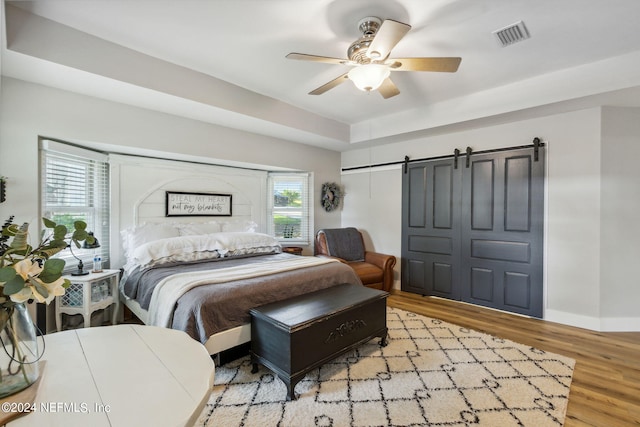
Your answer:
(465, 147), (472, 168)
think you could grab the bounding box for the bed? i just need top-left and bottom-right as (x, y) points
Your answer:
(118, 221), (362, 356)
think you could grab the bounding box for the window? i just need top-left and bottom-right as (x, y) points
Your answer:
(40, 140), (110, 270)
(267, 172), (312, 245)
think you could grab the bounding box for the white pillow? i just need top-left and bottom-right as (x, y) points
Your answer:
(178, 222), (221, 236)
(211, 232), (277, 249)
(220, 220), (258, 232)
(131, 231), (281, 266)
(132, 233), (226, 267)
(121, 223), (180, 259)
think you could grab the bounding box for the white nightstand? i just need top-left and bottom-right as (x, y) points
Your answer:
(56, 269), (120, 331)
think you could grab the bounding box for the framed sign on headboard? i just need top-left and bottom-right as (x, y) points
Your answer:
(165, 191), (232, 217)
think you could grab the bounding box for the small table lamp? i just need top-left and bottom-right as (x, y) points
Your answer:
(69, 232), (100, 276)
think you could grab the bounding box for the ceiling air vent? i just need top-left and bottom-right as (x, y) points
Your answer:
(493, 20), (530, 47)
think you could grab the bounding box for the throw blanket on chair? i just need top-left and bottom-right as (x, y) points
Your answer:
(319, 227), (365, 261)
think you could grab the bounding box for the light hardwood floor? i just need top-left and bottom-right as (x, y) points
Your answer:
(387, 290), (640, 427)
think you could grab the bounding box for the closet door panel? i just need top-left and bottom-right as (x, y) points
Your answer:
(406, 259), (427, 292)
(470, 159), (495, 230)
(505, 156), (531, 231)
(433, 262), (453, 294)
(470, 240), (530, 263)
(461, 147), (544, 318)
(433, 164), (453, 229)
(504, 271), (531, 308)
(470, 267), (494, 301)
(408, 167), (427, 228)
(409, 235), (453, 254)
(402, 159), (461, 298)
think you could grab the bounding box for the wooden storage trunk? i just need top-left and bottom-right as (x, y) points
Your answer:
(250, 283), (388, 400)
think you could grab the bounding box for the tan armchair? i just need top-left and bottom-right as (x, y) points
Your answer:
(315, 228), (396, 292)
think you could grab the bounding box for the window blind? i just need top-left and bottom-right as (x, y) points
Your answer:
(267, 172), (312, 245)
(40, 140), (110, 270)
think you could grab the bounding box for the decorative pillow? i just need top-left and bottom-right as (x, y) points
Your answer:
(224, 246), (281, 258)
(121, 223), (180, 259)
(178, 222), (221, 236)
(142, 250), (220, 269)
(212, 231), (280, 252)
(131, 233), (225, 267)
(220, 220), (258, 232)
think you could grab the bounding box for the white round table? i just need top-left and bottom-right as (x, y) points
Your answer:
(8, 325), (214, 427)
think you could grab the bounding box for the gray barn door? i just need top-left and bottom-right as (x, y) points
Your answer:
(460, 148), (544, 317)
(402, 146), (545, 318)
(401, 158), (462, 299)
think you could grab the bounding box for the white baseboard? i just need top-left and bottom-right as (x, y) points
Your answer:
(545, 309), (640, 332)
(599, 316), (640, 332)
(544, 309), (601, 330)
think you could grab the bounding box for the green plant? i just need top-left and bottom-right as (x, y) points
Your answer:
(0, 217), (93, 310)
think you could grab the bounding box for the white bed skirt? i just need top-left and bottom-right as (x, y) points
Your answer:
(121, 297), (251, 356)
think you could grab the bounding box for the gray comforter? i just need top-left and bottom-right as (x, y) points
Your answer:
(121, 253), (362, 343)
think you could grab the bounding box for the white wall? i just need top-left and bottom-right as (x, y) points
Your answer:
(0, 77), (344, 255)
(600, 107), (640, 328)
(342, 107), (640, 331)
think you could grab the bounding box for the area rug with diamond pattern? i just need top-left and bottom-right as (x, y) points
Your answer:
(197, 307), (575, 427)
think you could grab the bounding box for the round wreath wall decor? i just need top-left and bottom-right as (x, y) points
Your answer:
(321, 182), (343, 212)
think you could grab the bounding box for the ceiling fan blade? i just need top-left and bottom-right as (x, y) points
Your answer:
(367, 19), (411, 60)
(286, 53), (349, 65)
(378, 77), (400, 99)
(309, 73), (350, 95)
(389, 57), (462, 72)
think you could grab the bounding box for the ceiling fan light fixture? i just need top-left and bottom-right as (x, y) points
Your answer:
(348, 64), (390, 92)
(287, 17), (460, 98)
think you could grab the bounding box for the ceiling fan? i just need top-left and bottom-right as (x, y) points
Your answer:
(286, 17), (462, 99)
